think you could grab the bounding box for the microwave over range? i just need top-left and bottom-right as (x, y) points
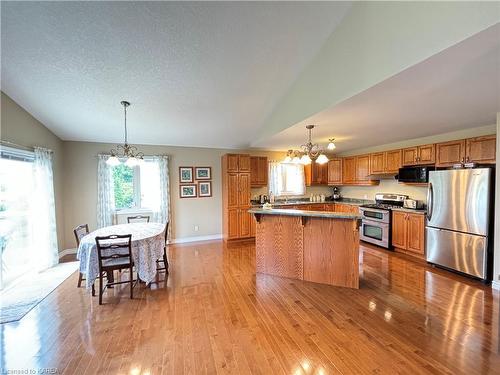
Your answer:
(397, 166), (434, 183)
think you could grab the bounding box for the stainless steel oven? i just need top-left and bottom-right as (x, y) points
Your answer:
(359, 207), (391, 248)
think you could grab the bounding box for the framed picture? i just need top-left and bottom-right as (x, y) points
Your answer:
(179, 184), (197, 198)
(198, 181), (212, 197)
(195, 167), (212, 180)
(179, 167), (194, 183)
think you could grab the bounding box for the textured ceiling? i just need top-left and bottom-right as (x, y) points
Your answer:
(253, 23), (500, 152)
(1, 1), (351, 148)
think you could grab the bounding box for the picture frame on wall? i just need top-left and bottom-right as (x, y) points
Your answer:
(179, 167), (194, 183)
(179, 184), (197, 198)
(198, 181), (212, 197)
(195, 167), (211, 180)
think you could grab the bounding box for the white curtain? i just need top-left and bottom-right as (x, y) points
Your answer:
(33, 147), (59, 270)
(151, 156), (171, 240)
(97, 154), (115, 228)
(269, 161), (305, 197)
(268, 161), (282, 197)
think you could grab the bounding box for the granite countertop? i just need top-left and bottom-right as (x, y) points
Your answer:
(248, 207), (361, 220)
(250, 198), (372, 208)
(391, 207), (427, 215)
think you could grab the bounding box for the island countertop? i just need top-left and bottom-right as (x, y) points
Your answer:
(248, 207), (361, 220)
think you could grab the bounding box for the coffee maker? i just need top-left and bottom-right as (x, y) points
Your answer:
(332, 187), (341, 200)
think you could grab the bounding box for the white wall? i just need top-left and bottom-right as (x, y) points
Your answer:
(494, 114), (500, 285)
(1, 92), (66, 251)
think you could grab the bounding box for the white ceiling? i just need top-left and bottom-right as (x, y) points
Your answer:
(1, 1), (351, 149)
(253, 23), (500, 152)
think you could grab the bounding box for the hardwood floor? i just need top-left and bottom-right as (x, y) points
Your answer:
(1, 241), (499, 374)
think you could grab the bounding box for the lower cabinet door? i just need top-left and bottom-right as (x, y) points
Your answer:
(391, 211), (407, 249)
(407, 214), (425, 254)
(228, 209), (240, 239)
(239, 208), (252, 238)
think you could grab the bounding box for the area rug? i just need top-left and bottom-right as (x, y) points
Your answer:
(0, 261), (79, 324)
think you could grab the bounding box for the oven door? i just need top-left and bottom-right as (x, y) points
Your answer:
(359, 207), (390, 223)
(360, 219), (390, 248)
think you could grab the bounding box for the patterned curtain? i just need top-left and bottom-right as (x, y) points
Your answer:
(151, 155), (171, 241)
(33, 147), (59, 270)
(97, 154), (115, 228)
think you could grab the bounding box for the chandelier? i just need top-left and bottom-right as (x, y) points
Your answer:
(284, 125), (329, 165)
(106, 101), (144, 167)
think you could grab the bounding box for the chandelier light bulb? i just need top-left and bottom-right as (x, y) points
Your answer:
(125, 156), (138, 167)
(327, 139), (336, 150)
(300, 154), (312, 165)
(316, 154), (329, 165)
(106, 155), (121, 166)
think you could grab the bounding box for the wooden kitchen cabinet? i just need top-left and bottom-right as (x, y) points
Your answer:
(392, 211), (425, 258)
(369, 152), (385, 174)
(356, 155), (371, 182)
(342, 157), (356, 184)
(305, 161), (328, 186)
(385, 149), (402, 173)
(250, 156), (268, 187)
(402, 144), (435, 166)
(334, 203), (359, 214)
(327, 158), (343, 185)
(222, 154), (252, 240)
(466, 135), (496, 164)
(436, 139), (466, 167)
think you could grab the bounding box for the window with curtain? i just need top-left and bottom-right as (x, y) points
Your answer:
(97, 155), (170, 228)
(269, 162), (305, 197)
(0, 145), (58, 290)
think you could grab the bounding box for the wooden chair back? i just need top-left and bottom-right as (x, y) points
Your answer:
(73, 224), (89, 246)
(127, 215), (150, 223)
(95, 234), (133, 271)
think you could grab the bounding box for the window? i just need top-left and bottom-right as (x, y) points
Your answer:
(112, 159), (160, 210)
(269, 162), (305, 197)
(0, 147), (35, 290)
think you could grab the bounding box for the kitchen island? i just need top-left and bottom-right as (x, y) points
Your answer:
(248, 208), (362, 289)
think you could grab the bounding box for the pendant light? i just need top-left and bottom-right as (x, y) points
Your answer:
(106, 101), (144, 166)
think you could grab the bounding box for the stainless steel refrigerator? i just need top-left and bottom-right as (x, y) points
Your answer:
(426, 168), (493, 280)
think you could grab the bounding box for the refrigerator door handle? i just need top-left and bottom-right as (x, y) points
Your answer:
(426, 182), (433, 221)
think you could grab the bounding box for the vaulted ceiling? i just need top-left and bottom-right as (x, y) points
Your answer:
(1, 1), (351, 148)
(1, 2), (499, 151)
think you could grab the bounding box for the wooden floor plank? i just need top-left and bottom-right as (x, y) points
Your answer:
(1, 241), (499, 375)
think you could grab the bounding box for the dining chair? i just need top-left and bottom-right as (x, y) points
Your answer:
(95, 234), (137, 305)
(156, 222), (169, 273)
(73, 224), (93, 291)
(127, 215), (150, 223)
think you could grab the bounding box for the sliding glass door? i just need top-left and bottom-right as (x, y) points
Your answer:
(0, 149), (35, 290)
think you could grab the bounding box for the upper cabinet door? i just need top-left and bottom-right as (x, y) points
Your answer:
(355, 155), (370, 181)
(250, 156), (259, 186)
(238, 173), (251, 206)
(466, 135), (496, 164)
(436, 140), (466, 167)
(227, 173), (239, 207)
(417, 144), (435, 165)
(385, 149), (401, 173)
(327, 158), (342, 185)
(402, 147), (418, 166)
(343, 157), (356, 184)
(227, 154), (239, 172)
(258, 157), (268, 185)
(369, 152), (385, 174)
(238, 155), (251, 172)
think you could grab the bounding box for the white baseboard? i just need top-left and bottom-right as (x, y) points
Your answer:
(492, 280), (500, 291)
(59, 248), (77, 258)
(170, 234), (223, 244)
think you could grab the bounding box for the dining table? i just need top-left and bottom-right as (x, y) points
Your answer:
(77, 222), (166, 290)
